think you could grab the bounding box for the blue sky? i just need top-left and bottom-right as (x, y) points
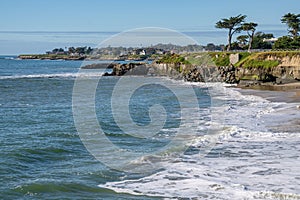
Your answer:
(1, 0), (300, 54)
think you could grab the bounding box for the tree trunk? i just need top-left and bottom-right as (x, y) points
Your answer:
(248, 32), (254, 52)
(227, 30), (232, 51)
(292, 29), (298, 39)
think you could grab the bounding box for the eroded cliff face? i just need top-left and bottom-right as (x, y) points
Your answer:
(268, 54), (300, 67)
(267, 55), (300, 80)
(184, 52), (300, 84)
(237, 54), (300, 83)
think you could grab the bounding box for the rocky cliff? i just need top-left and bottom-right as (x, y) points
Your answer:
(236, 52), (300, 84)
(102, 52), (300, 85)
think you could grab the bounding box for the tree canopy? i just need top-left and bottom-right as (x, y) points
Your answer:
(281, 13), (300, 39)
(216, 14), (247, 51)
(242, 22), (258, 52)
(274, 36), (300, 49)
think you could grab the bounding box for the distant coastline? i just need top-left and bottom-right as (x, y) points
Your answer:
(18, 54), (86, 60)
(16, 46), (300, 92)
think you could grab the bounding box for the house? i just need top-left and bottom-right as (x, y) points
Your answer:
(263, 38), (278, 45)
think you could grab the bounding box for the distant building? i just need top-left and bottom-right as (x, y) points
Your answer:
(128, 48), (167, 56)
(139, 49), (146, 55)
(263, 38), (278, 45)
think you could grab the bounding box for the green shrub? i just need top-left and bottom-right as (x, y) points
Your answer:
(209, 53), (230, 66)
(273, 36), (300, 50)
(156, 54), (191, 65)
(242, 59), (280, 69)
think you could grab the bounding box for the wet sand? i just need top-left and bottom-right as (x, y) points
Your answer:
(237, 82), (300, 103)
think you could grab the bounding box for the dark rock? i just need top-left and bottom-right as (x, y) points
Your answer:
(81, 63), (115, 69)
(217, 65), (239, 84)
(107, 63), (149, 76)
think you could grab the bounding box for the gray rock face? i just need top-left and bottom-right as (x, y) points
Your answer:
(236, 66), (300, 83)
(103, 58), (300, 85)
(184, 65), (239, 84)
(81, 63), (114, 69)
(218, 65), (239, 84)
(105, 62), (240, 84)
(103, 63), (148, 76)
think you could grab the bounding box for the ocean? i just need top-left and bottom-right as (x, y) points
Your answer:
(0, 57), (299, 199)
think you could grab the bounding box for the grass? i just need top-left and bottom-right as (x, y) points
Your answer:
(183, 52), (215, 66)
(239, 59), (280, 69)
(209, 51), (300, 69)
(236, 52), (282, 69)
(239, 52), (251, 60)
(154, 51), (300, 72)
(156, 54), (191, 65)
(208, 52), (230, 66)
(257, 51), (300, 58)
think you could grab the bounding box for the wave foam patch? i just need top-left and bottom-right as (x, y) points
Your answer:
(99, 83), (300, 199)
(100, 126), (300, 199)
(0, 72), (105, 80)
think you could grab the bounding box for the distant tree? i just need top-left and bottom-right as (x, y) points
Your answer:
(274, 36), (293, 49)
(86, 47), (93, 54)
(237, 35), (248, 48)
(68, 47), (75, 54)
(251, 32), (274, 49)
(229, 41), (243, 50)
(51, 48), (64, 54)
(281, 13), (300, 39)
(274, 36), (300, 49)
(290, 36), (300, 49)
(51, 48), (59, 54)
(205, 43), (216, 51)
(75, 47), (86, 54)
(219, 44), (226, 51)
(215, 14), (247, 51)
(242, 22), (258, 52)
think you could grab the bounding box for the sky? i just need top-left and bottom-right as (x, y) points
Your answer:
(1, 0), (300, 54)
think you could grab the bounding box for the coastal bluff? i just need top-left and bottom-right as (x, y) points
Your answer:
(184, 51), (300, 84)
(83, 51), (300, 86)
(235, 52), (300, 84)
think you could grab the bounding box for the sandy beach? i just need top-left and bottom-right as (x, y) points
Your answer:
(237, 82), (300, 103)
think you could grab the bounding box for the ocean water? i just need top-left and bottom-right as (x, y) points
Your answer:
(0, 57), (299, 199)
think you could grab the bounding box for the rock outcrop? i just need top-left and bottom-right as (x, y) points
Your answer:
(218, 65), (239, 83)
(103, 63), (150, 76)
(81, 63), (114, 69)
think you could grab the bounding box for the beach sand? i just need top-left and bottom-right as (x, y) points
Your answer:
(237, 82), (300, 103)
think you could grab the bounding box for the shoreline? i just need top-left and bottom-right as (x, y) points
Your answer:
(236, 82), (300, 103)
(235, 82), (300, 133)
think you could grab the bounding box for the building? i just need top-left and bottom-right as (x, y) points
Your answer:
(263, 38), (278, 45)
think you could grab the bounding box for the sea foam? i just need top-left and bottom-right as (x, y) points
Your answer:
(99, 82), (300, 199)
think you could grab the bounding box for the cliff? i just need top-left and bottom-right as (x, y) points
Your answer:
(235, 52), (300, 84)
(96, 51), (300, 86)
(180, 51), (300, 84)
